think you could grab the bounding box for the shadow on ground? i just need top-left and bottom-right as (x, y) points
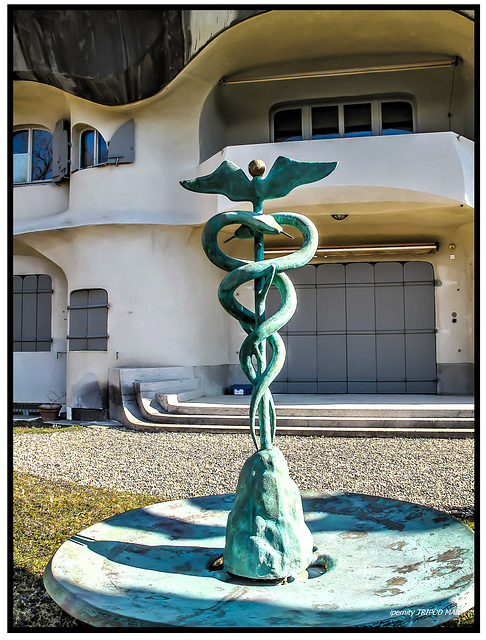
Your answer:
(12, 565), (88, 629)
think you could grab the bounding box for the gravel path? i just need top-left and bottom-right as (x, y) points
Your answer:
(13, 426), (474, 515)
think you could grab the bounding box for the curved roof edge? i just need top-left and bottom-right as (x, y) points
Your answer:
(12, 8), (266, 106)
(12, 8), (472, 107)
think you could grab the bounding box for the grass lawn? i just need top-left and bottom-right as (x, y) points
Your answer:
(12, 425), (475, 629)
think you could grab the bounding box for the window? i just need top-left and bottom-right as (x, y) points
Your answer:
(381, 101), (413, 135)
(13, 275), (52, 351)
(80, 129), (108, 169)
(343, 103), (372, 137)
(13, 128), (53, 184)
(312, 106), (339, 139)
(274, 109), (303, 142)
(68, 289), (108, 351)
(272, 99), (414, 141)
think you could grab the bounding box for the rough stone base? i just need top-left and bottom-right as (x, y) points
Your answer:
(224, 446), (314, 580)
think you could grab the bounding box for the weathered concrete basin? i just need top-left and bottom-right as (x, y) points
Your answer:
(44, 492), (474, 627)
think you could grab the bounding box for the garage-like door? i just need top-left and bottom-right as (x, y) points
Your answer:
(267, 261), (437, 394)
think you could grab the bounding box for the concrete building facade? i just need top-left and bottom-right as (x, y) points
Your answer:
(12, 9), (474, 420)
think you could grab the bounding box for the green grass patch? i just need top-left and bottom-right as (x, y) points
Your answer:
(12, 470), (475, 629)
(13, 425), (85, 435)
(13, 471), (168, 628)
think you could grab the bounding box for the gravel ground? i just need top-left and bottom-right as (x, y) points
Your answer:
(13, 426), (474, 515)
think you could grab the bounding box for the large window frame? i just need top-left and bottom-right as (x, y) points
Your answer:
(270, 97), (416, 142)
(13, 127), (53, 184)
(67, 289), (109, 351)
(13, 274), (53, 352)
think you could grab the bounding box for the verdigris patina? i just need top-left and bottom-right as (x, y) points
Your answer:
(181, 156), (337, 579)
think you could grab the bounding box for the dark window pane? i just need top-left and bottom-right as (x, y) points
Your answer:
(312, 106), (339, 139)
(13, 131), (29, 183)
(98, 135), (108, 164)
(382, 101), (413, 135)
(81, 130), (95, 168)
(31, 130), (53, 181)
(344, 103), (372, 137)
(14, 130), (29, 153)
(274, 109), (303, 142)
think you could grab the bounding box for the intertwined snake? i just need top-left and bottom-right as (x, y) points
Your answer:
(202, 211), (318, 451)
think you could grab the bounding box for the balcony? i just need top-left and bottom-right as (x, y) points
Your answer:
(197, 132), (473, 218)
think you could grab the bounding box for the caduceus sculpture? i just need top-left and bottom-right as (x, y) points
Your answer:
(181, 156), (337, 581)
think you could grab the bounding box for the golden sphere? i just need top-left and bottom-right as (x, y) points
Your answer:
(248, 159), (266, 177)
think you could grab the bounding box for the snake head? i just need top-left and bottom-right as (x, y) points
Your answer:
(249, 214), (284, 236)
(222, 213), (289, 244)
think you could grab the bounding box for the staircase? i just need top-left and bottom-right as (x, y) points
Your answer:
(109, 368), (474, 438)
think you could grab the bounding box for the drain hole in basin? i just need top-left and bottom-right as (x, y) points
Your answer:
(207, 555), (224, 571)
(306, 555), (333, 579)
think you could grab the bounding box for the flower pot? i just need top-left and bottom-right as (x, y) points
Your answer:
(38, 403), (62, 422)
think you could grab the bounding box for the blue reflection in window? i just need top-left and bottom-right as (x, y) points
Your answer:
(13, 129), (52, 183)
(32, 130), (53, 181)
(98, 135), (108, 163)
(13, 131), (29, 183)
(81, 130), (95, 168)
(13, 130), (28, 153)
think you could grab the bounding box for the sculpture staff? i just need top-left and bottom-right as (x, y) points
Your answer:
(181, 156), (338, 580)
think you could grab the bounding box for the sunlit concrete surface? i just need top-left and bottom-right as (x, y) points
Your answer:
(44, 492), (474, 627)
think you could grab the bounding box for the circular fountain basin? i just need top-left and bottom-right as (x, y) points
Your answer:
(44, 492), (474, 628)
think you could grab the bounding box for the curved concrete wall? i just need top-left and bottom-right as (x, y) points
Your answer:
(13, 254), (68, 404)
(17, 225), (232, 410)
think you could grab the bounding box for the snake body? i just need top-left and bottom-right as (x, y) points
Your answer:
(202, 211), (318, 450)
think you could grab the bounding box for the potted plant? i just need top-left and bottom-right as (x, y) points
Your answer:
(38, 392), (65, 422)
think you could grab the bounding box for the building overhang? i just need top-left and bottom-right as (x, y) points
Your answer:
(12, 9), (474, 107)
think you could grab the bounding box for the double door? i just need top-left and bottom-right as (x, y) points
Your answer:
(267, 261), (437, 394)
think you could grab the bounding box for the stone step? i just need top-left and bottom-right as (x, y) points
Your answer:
(120, 401), (473, 438)
(160, 396), (474, 419)
(130, 406), (474, 429)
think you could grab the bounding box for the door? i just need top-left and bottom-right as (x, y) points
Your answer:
(267, 261), (437, 393)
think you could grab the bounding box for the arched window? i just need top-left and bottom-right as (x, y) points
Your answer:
(80, 129), (108, 169)
(13, 128), (53, 184)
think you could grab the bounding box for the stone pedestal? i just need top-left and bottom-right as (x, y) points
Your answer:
(224, 446), (314, 580)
